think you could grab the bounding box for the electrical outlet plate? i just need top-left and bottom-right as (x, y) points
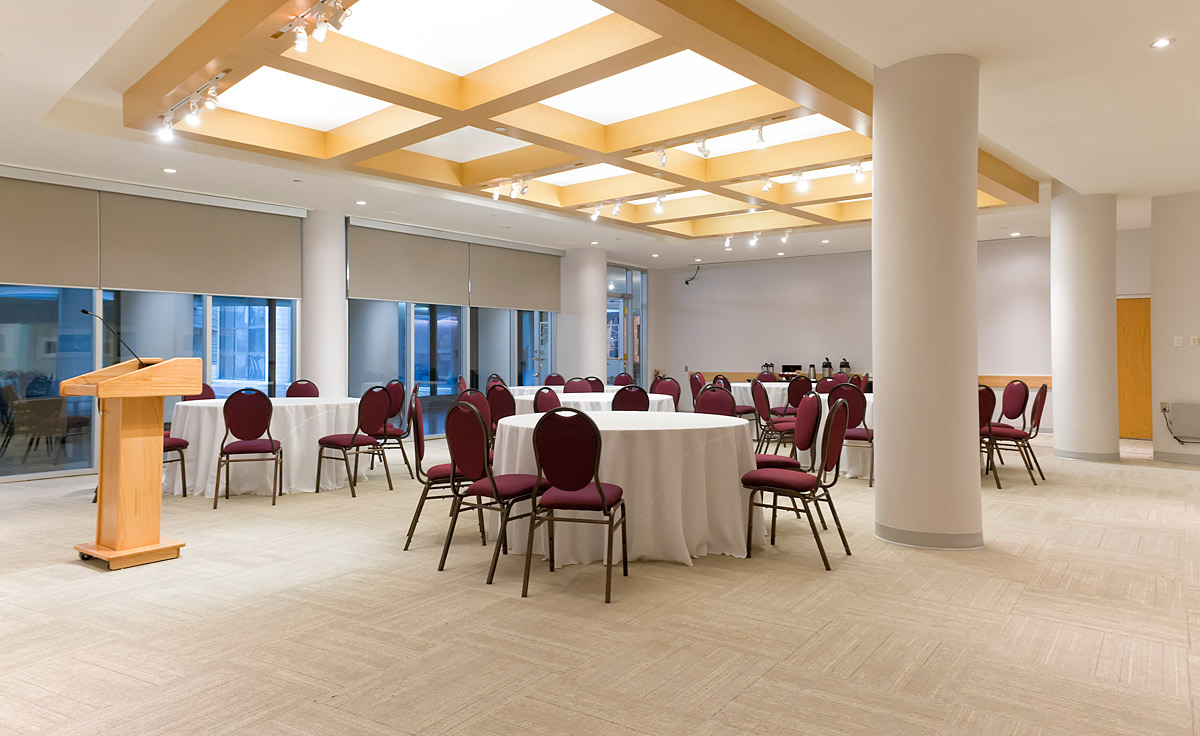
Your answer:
(1162, 402), (1171, 412)
(1192, 336), (1200, 347)
(1175, 336), (1184, 347)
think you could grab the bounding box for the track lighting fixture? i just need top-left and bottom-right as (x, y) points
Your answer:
(654, 196), (665, 214)
(612, 200), (622, 216)
(492, 182), (503, 200)
(590, 205), (601, 221)
(203, 86), (219, 111)
(311, 13), (331, 42)
(754, 122), (766, 149)
(794, 170), (811, 193)
(853, 161), (866, 183)
(292, 24), (309, 52)
(510, 180), (520, 198)
(724, 236), (732, 249)
(519, 178), (529, 196)
(781, 229), (790, 244)
(760, 177), (772, 192)
(157, 115), (175, 142)
(655, 146), (667, 168)
(280, 1), (349, 52)
(695, 136), (710, 159)
(153, 71), (226, 143)
(184, 100), (201, 126)
(329, 0), (350, 29)
(749, 232), (760, 246)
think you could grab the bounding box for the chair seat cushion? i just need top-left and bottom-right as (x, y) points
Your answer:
(426, 463), (454, 482)
(735, 405), (755, 415)
(769, 407), (792, 416)
(989, 422), (1014, 430)
(223, 439), (281, 454)
(319, 433), (378, 448)
(755, 453), (802, 470)
(371, 424), (408, 439)
(845, 427), (874, 441)
(768, 419), (795, 431)
(468, 474), (549, 500)
(163, 436), (189, 451)
(985, 426), (1030, 440)
(539, 482), (623, 511)
(742, 467), (819, 492)
(783, 406), (798, 415)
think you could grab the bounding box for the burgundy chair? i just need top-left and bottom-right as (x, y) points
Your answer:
(544, 373), (566, 386)
(689, 373), (705, 407)
(370, 379), (414, 479)
(695, 385), (735, 416)
(285, 379), (319, 397)
(522, 408), (627, 603)
(214, 388), (282, 509)
(183, 383), (215, 401)
(833, 372), (849, 384)
(771, 375), (808, 417)
(757, 392), (822, 472)
(815, 377), (839, 394)
(585, 376), (605, 392)
(742, 398), (852, 569)
(828, 382), (874, 487)
(315, 386), (393, 497)
(979, 385), (1002, 489)
(986, 383), (1045, 485)
(756, 371), (777, 382)
(458, 375), (468, 393)
(486, 373), (506, 387)
(715, 374), (756, 421)
(848, 374), (866, 391)
(564, 377), (591, 393)
(613, 372), (634, 386)
(612, 385), (650, 411)
(751, 379), (794, 454)
(651, 376), (681, 410)
(439, 401), (547, 583)
(992, 380), (1030, 431)
(163, 435), (189, 496)
(457, 388), (492, 431)
(486, 383), (516, 431)
(649, 375), (663, 392)
(533, 387), (561, 413)
(404, 391), (485, 550)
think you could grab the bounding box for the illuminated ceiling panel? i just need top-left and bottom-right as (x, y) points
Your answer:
(534, 163), (631, 186)
(217, 67), (395, 131)
(402, 126), (531, 162)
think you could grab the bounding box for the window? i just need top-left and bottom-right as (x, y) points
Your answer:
(210, 296), (295, 397)
(469, 307), (514, 388)
(348, 298), (408, 396)
(0, 285), (95, 478)
(414, 303), (462, 434)
(606, 266), (647, 385)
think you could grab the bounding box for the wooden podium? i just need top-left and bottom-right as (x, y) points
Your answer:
(61, 358), (202, 570)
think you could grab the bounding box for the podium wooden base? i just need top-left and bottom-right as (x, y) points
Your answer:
(75, 538), (184, 570)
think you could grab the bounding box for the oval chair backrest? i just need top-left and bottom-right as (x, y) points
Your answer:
(457, 375), (468, 393)
(487, 373), (505, 386)
(978, 385), (996, 429)
(409, 391), (427, 465)
(815, 377), (839, 394)
(384, 379), (406, 423)
(793, 392), (824, 452)
(1029, 383), (1048, 434)
(445, 401), (490, 482)
(286, 380), (319, 397)
(787, 376), (812, 407)
(612, 385), (650, 411)
(613, 373), (634, 386)
(533, 387), (561, 413)
(223, 388), (272, 441)
(457, 388), (491, 429)
(820, 398), (850, 477)
(544, 373), (566, 386)
(756, 372), (777, 382)
(358, 386), (391, 436)
(827, 383), (867, 429)
(651, 376), (681, 409)
(533, 408), (603, 497)
(486, 383), (516, 425)
(649, 375), (663, 392)
(585, 376), (605, 392)
(750, 379), (772, 422)
(564, 377), (591, 393)
(1001, 380), (1029, 421)
(694, 385), (736, 416)
(184, 383), (216, 401)
(688, 373), (704, 401)
(833, 372), (849, 384)
(848, 374), (865, 391)
(712, 374), (731, 391)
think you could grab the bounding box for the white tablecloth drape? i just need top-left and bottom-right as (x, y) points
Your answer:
(492, 412), (762, 566)
(513, 392), (674, 414)
(164, 397), (366, 498)
(506, 385), (620, 398)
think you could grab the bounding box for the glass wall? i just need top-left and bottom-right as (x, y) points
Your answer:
(0, 285), (95, 478)
(348, 299), (407, 397)
(210, 296), (295, 397)
(414, 303), (462, 434)
(469, 307), (513, 388)
(517, 310), (554, 386)
(102, 290), (202, 422)
(605, 266), (648, 385)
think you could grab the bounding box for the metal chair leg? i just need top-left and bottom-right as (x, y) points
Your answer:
(213, 456), (223, 509)
(437, 494), (463, 571)
(521, 507), (539, 598)
(314, 451), (324, 493)
(620, 503), (629, 576)
(178, 451), (188, 497)
(745, 488), (758, 558)
(1026, 441), (1045, 480)
(547, 510), (556, 571)
(800, 495), (830, 570)
(868, 443), (875, 488)
(379, 447), (393, 489)
(342, 451), (356, 498)
(397, 437), (415, 479)
(270, 453), (278, 505)
(604, 514), (615, 603)
(404, 483), (433, 550)
(477, 505), (487, 546)
(486, 501), (511, 584)
(822, 491), (851, 555)
(770, 492), (779, 545)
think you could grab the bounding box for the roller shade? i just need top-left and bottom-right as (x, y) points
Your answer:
(348, 225), (469, 305)
(468, 244), (561, 311)
(99, 192), (302, 297)
(0, 178), (98, 287)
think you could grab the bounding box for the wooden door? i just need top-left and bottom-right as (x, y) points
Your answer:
(1116, 298), (1152, 439)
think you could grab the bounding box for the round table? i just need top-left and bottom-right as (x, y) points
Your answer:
(492, 412), (761, 566)
(164, 397), (365, 498)
(728, 381), (788, 409)
(513, 392), (674, 414)
(506, 385), (621, 398)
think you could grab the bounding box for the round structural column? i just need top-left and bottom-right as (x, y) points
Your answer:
(557, 247), (608, 380)
(300, 210), (349, 398)
(1050, 183), (1119, 460)
(873, 54), (984, 549)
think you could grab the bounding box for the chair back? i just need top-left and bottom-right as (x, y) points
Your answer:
(585, 376), (605, 392)
(383, 379), (406, 424)
(651, 376), (681, 410)
(827, 383), (868, 429)
(712, 374), (731, 391)
(649, 375), (663, 392)
(755, 371), (777, 382)
(357, 386), (391, 437)
(833, 372), (849, 384)
(817, 398), (850, 483)
(533, 387), (561, 413)
(457, 375), (468, 393)
(787, 375), (812, 408)
(223, 388), (273, 441)
(749, 379), (772, 423)
(286, 379), (319, 397)
(1001, 380), (1029, 424)
(815, 377), (839, 393)
(978, 385), (996, 430)
(793, 392), (823, 452)
(533, 408), (615, 510)
(848, 374), (865, 391)
(1028, 383), (1048, 437)
(487, 373), (506, 387)
(688, 373), (704, 403)
(486, 383), (516, 426)
(457, 388), (491, 429)
(612, 385), (650, 411)
(694, 385), (735, 416)
(544, 373), (566, 386)
(409, 391), (427, 466)
(564, 377), (591, 393)
(184, 383), (215, 401)
(445, 401), (491, 483)
(613, 372), (634, 386)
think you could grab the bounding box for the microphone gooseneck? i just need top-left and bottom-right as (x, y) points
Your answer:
(81, 309), (148, 368)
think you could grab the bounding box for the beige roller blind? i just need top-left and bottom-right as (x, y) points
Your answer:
(99, 192), (302, 297)
(348, 225), (469, 305)
(0, 178), (99, 287)
(468, 244), (561, 311)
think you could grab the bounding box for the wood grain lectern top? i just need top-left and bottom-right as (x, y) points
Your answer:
(60, 358), (202, 570)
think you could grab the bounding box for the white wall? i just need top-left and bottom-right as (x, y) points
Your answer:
(1117, 227), (1151, 297)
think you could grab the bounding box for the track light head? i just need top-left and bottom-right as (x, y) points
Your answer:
(329, 0), (350, 29)
(590, 205), (601, 222)
(292, 24), (309, 52)
(184, 100), (201, 126)
(311, 13), (330, 42)
(654, 196), (664, 214)
(749, 232), (760, 246)
(853, 163), (866, 183)
(695, 136), (710, 159)
(157, 116), (174, 142)
(655, 146), (667, 168)
(510, 180), (520, 198)
(203, 86), (219, 111)
(754, 123), (766, 148)
(794, 170), (811, 192)
(492, 182), (503, 200)
(519, 178), (529, 195)
(761, 177), (772, 192)
(781, 229), (790, 244)
(612, 200), (622, 216)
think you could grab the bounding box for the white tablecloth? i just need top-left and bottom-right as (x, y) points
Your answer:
(492, 412), (762, 566)
(164, 397), (366, 498)
(513, 392), (674, 414)
(729, 381), (789, 409)
(507, 385), (621, 398)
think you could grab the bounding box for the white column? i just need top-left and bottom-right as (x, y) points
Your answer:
(300, 210), (348, 398)
(873, 54), (983, 549)
(1050, 184), (1119, 461)
(557, 247), (607, 379)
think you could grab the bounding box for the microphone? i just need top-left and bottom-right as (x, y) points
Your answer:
(81, 309), (149, 368)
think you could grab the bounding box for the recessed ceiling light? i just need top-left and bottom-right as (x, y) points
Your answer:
(821, 239), (830, 244)
(1151, 37), (1176, 49)
(494, 126), (507, 132)
(652, 254), (659, 258)
(1010, 232), (1021, 237)
(355, 200), (367, 205)
(590, 241), (598, 245)
(694, 258), (702, 262)
(777, 252), (785, 256)
(161, 168), (177, 174)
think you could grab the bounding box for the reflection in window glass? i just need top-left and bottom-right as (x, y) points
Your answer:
(0, 285), (95, 477)
(210, 296), (294, 397)
(348, 299), (407, 397)
(469, 307), (512, 389)
(414, 303), (461, 435)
